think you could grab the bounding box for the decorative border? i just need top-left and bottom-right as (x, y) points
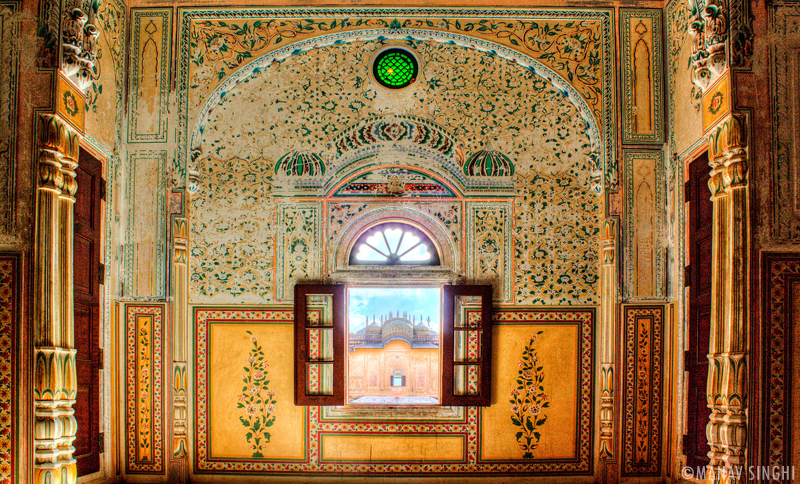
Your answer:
(770, 3), (800, 242)
(0, 2), (19, 239)
(623, 150), (665, 301)
(761, 253), (800, 473)
(128, 8), (172, 142)
(621, 305), (664, 476)
(194, 306), (593, 475)
(125, 303), (165, 474)
(177, 8), (613, 190)
(0, 254), (19, 484)
(276, 202), (321, 302)
(479, 309), (595, 473)
(125, 150), (169, 298)
(466, 202), (512, 303)
(620, 8), (664, 144)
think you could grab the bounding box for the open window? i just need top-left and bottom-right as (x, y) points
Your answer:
(441, 285), (493, 407)
(294, 283), (493, 407)
(294, 284), (346, 406)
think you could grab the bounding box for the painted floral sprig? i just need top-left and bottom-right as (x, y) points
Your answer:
(138, 326), (151, 456)
(510, 330), (549, 459)
(237, 331), (277, 458)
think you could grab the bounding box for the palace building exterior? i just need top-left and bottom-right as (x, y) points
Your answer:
(348, 313), (440, 403)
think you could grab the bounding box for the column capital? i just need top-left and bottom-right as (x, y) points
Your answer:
(707, 113), (748, 194)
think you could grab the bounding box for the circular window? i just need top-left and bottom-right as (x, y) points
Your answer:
(372, 48), (419, 89)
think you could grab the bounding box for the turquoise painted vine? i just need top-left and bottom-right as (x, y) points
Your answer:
(510, 330), (549, 459)
(238, 331), (277, 458)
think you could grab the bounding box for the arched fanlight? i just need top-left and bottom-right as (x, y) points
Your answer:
(348, 222), (440, 266)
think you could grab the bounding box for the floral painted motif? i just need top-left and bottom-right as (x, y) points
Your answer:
(190, 39), (599, 305)
(185, 13), (607, 124)
(196, 308), (594, 473)
(138, 322), (152, 458)
(0, 258), (17, 484)
(510, 331), (549, 459)
(125, 304), (164, 473)
(238, 331), (277, 458)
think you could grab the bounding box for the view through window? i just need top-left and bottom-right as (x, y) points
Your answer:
(347, 287), (441, 405)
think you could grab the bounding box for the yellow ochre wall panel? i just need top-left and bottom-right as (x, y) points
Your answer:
(208, 323), (306, 460)
(319, 435), (465, 462)
(480, 324), (579, 460)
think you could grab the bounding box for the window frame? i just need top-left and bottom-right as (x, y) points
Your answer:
(294, 284), (346, 406)
(294, 283), (493, 407)
(440, 284), (493, 407)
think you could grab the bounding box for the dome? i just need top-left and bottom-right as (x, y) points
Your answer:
(275, 151), (326, 177)
(366, 322), (381, 333)
(414, 323), (430, 334)
(463, 141), (514, 177)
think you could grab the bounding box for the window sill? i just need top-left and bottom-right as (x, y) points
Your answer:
(320, 404), (464, 421)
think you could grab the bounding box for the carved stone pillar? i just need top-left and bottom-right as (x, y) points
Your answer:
(599, 218), (618, 461)
(33, 114), (80, 484)
(704, 114), (749, 484)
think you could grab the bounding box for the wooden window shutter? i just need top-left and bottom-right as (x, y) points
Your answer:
(294, 284), (345, 406)
(441, 285), (493, 406)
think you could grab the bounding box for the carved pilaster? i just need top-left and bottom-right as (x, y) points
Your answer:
(599, 218), (618, 460)
(172, 217), (189, 466)
(34, 114), (81, 484)
(704, 114), (749, 484)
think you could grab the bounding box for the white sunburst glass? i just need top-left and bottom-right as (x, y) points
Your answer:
(350, 223), (440, 266)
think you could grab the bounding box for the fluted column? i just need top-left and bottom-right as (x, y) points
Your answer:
(34, 114), (80, 484)
(599, 218), (618, 461)
(704, 114), (749, 484)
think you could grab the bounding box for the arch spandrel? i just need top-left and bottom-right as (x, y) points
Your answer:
(181, 11), (614, 188)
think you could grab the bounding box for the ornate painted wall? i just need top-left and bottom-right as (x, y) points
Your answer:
(189, 37), (602, 306)
(193, 307), (594, 475)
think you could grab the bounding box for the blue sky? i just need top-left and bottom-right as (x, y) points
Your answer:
(348, 287), (441, 332)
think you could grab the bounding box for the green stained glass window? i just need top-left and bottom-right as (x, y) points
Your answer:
(373, 48), (418, 89)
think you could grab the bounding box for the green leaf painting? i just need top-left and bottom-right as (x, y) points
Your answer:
(237, 331), (277, 458)
(509, 331), (549, 459)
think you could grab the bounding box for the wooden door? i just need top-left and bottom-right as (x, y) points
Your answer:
(685, 153), (713, 468)
(73, 150), (103, 476)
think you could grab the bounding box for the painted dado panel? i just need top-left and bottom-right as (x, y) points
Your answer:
(0, 2), (19, 241)
(621, 305), (664, 476)
(128, 8), (172, 143)
(194, 307), (594, 475)
(124, 303), (166, 474)
(188, 38), (600, 306)
(0, 255), (19, 484)
(620, 9), (664, 144)
(623, 150), (665, 301)
(125, 151), (168, 298)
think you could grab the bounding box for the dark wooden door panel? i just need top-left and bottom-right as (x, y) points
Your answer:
(686, 153), (712, 468)
(74, 150), (103, 476)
